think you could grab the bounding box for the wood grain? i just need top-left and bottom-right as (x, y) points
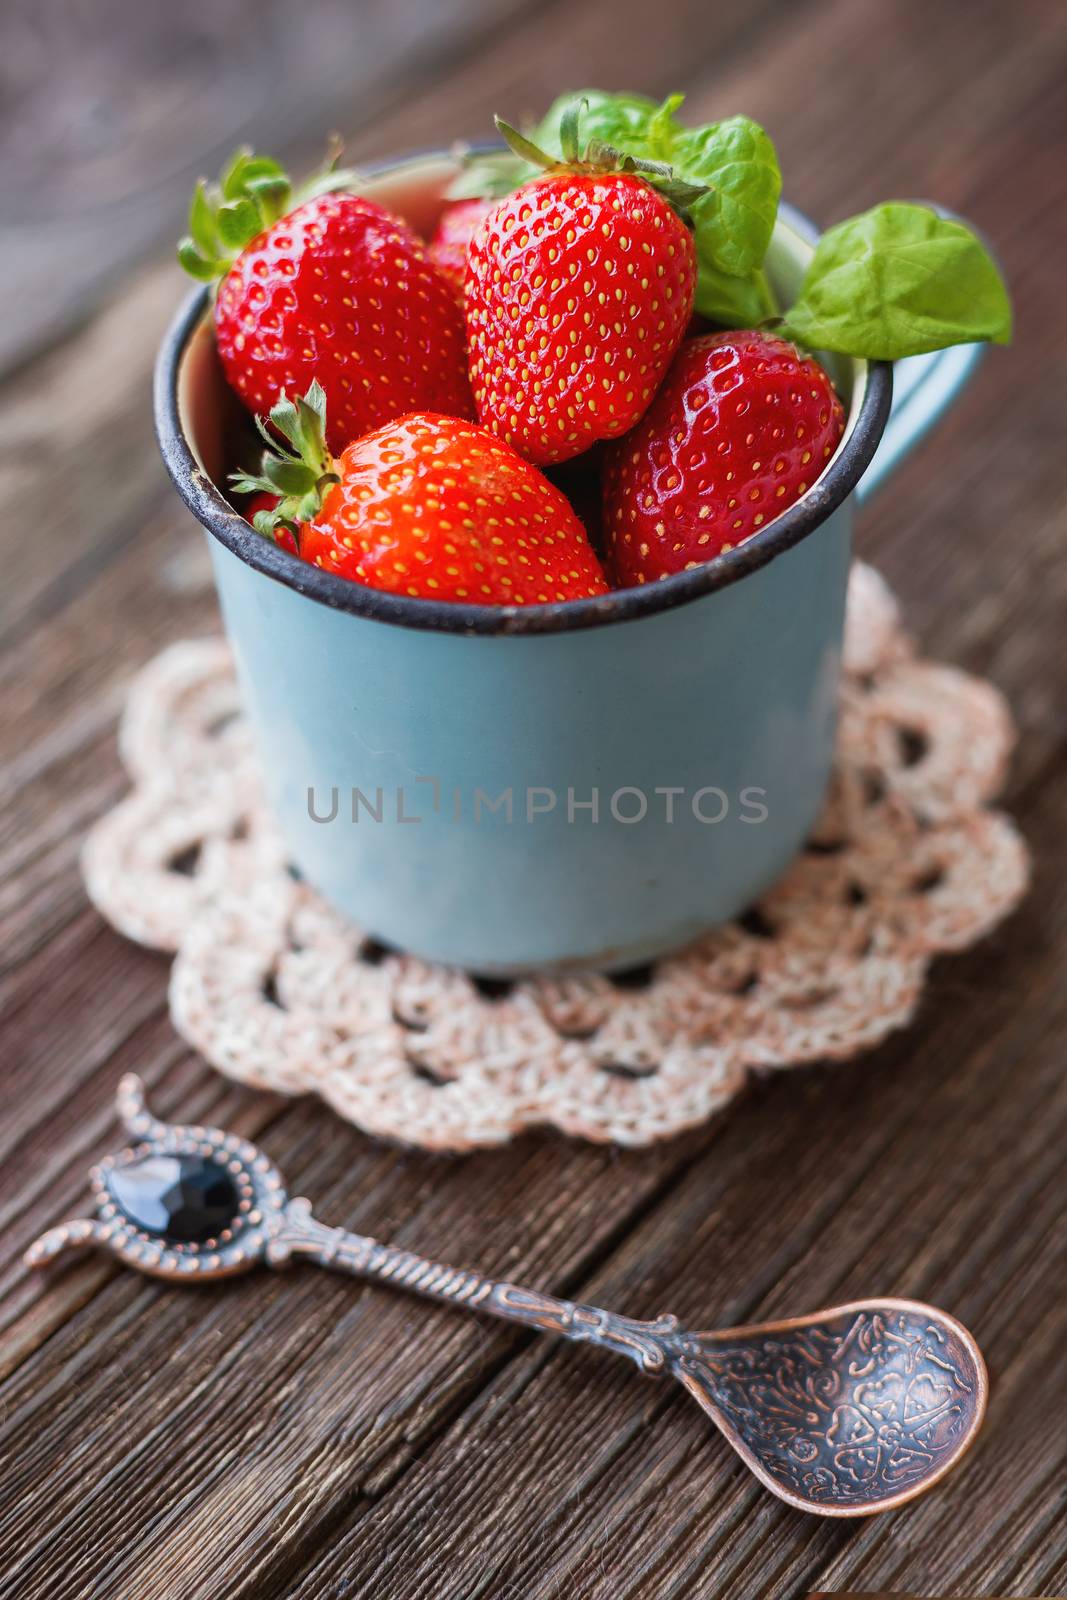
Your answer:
(0, 0), (540, 378)
(0, 0), (1065, 1595)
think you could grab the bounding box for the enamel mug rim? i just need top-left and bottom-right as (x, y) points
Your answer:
(154, 156), (893, 636)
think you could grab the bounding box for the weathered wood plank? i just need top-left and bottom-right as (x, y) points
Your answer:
(0, 0), (542, 379)
(0, 825), (1061, 1599)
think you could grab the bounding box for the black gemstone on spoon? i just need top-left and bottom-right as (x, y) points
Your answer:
(107, 1154), (239, 1243)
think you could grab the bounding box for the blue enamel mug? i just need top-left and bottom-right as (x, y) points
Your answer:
(155, 153), (983, 974)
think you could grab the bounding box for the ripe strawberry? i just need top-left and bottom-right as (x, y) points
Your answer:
(232, 383), (608, 605)
(464, 113), (698, 466)
(179, 149), (472, 453)
(603, 330), (846, 585)
(242, 490), (277, 523)
(428, 198), (496, 293)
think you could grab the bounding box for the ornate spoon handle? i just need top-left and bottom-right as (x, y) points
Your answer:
(24, 1076), (679, 1373)
(271, 1197), (681, 1374)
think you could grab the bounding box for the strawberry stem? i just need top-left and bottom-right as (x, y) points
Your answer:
(557, 100), (585, 165)
(492, 117), (558, 172)
(492, 105), (709, 221)
(178, 142), (362, 283)
(230, 381), (340, 548)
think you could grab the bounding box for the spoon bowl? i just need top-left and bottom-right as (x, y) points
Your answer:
(673, 1300), (987, 1515)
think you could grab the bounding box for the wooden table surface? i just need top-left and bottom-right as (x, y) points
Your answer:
(2, 2), (1065, 1595)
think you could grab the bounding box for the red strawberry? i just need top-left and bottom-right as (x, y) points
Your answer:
(243, 489), (277, 523)
(603, 330), (846, 585)
(464, 115), (698, 466)
(179, 151), (472, 453)
(232, 383), (608, 605)
(428, 198), (496, 293)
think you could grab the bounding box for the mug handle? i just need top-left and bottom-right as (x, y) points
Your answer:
(855, 203), (994, 505)
(856, 342), (984, 504)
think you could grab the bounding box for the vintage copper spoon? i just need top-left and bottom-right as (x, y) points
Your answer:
(27, 1076), (987, 1517)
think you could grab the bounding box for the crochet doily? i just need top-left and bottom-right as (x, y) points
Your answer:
(84, 565), (1028, 1149)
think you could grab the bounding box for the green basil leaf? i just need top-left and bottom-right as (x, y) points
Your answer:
(535, 89), (660, 157)
(446, 150), (536, 201)
(694, 261), (778, 327)
(669, 116), (781, 278)
(782, 202), (1012, 359)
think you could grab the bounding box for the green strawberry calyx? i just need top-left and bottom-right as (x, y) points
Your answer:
(178, 140), (363, 283)
(229, 382), (340, 548)
(493, 101), (710, 219)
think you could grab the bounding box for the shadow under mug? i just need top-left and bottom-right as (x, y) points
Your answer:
(155, 154), (984, 974)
